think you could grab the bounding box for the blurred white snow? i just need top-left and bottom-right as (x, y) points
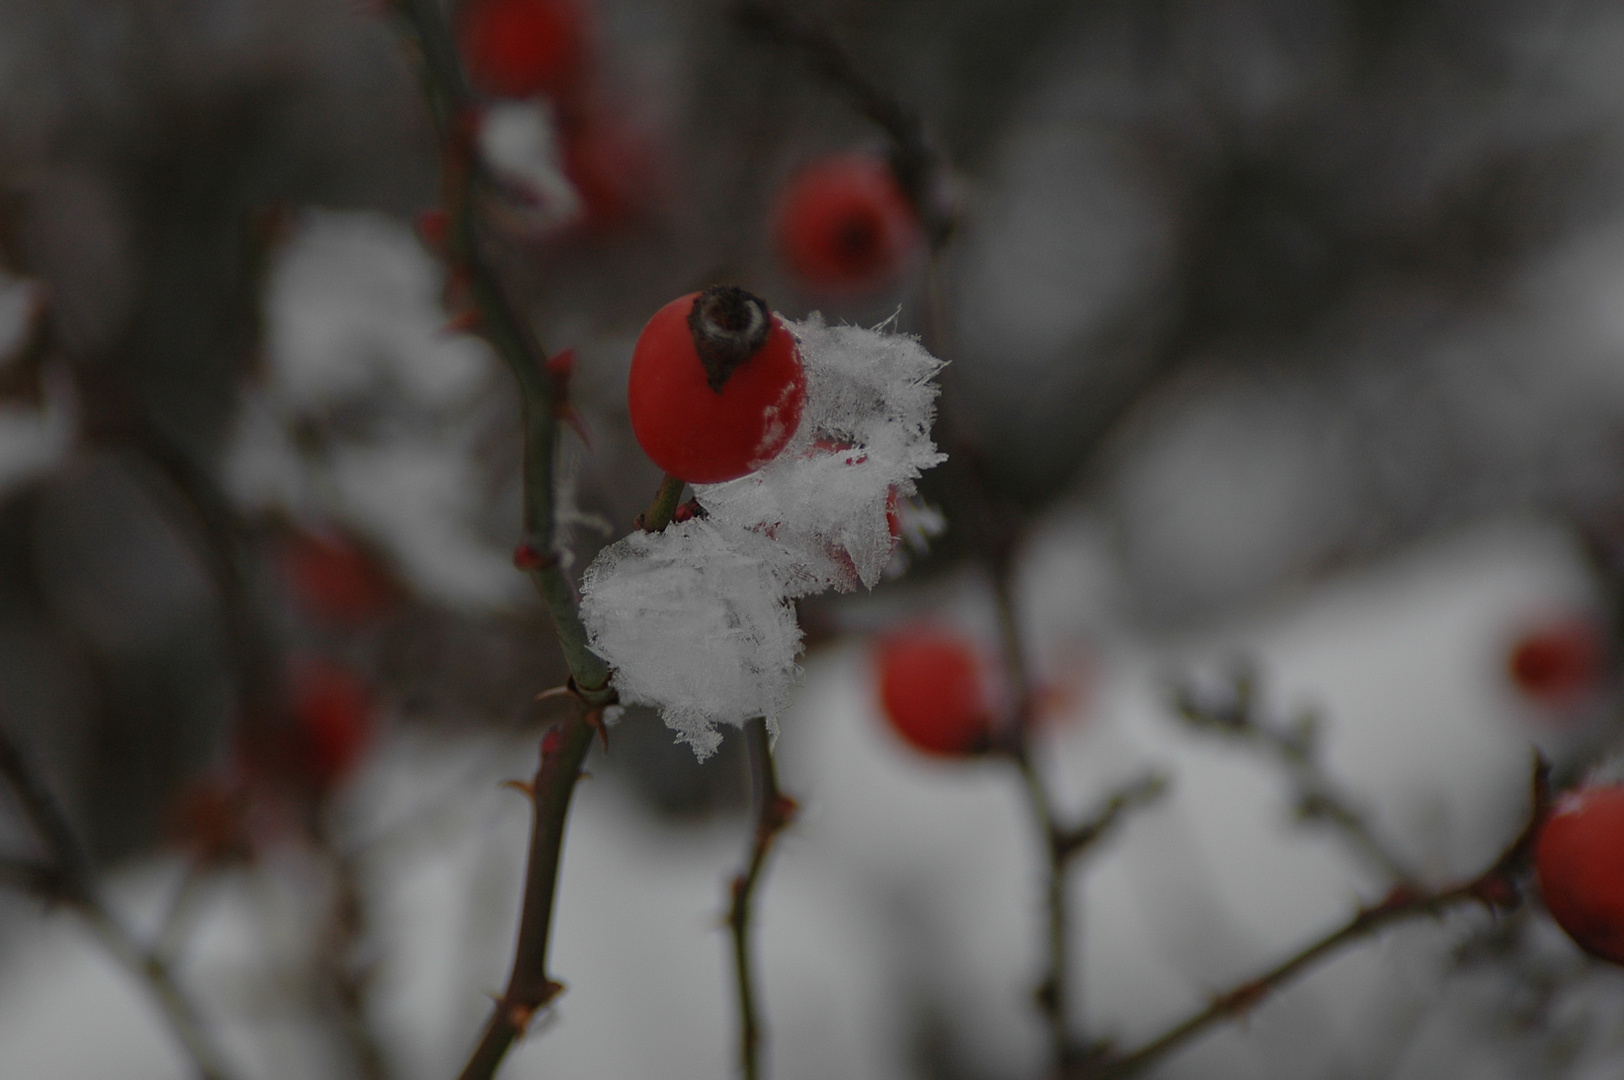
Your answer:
(3, 513), (1621, 1079)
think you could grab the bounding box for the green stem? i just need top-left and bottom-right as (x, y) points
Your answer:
(639, 474), (687, 533)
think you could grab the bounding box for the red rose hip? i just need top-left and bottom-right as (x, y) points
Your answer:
(1509, 617), (1607, 706)
(457, 0), (588, 101)
(287, 658), (376, 792)
(628, 286), (806, 484)
(875, 627), (994, 757)
(775, 153), (920, 295)
(1537, 784), (1624, 964)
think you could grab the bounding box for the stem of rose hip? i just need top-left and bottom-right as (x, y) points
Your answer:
(638, 474), (687, 532)
(728, 717), (796, 1080)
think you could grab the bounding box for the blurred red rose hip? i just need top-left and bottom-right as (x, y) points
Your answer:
(457, 0), (588, 101)
(1537, 785), (1624, 964)
(1508, 617), (1607, 706)
(774, 153), (920, 295)
(875, 626), (993, 757)
(280, 528), (400, 627)
(287, 658), (375, 792)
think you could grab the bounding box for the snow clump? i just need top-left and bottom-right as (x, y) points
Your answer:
(580, 315), (946, 757)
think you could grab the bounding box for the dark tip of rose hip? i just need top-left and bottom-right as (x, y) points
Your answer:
(688, 285), (772, 392)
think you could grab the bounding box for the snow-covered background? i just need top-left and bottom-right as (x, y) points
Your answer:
(4, 0), (1624, 1078)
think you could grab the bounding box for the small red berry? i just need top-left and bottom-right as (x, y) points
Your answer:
(457, 0), (588, 101)
(287, 658), (375, 791)
(875, 626), (994, 757)
(1508, 617), (1607, 706)
(280, 529), (400, 626)
(559, 115), (651, 231)
(774, 153), (920, 295)
(415, 207), (451, 254)
(165, 778), (254, 865)
(627, 286), (806, 484)
(1537, 785), (1624, 964)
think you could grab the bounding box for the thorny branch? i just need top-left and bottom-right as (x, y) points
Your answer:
(393, 0), (612, 704)
(388, 3), (616, 1078)
(1075, 754), (1553, 1080)
(1171, 665), (1419, 886)
(455, 707), (599, 1080)
(726, 717), (797, 1080)
(0, 717), (239, 1080)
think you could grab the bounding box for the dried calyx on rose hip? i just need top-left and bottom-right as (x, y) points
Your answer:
(1537, 783), (1624, 964)
(775, 152), (921, 296)
(875, 626), (996, 758)
(628, 285), (806, 484)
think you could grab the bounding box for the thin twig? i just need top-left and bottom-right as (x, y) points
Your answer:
(320, 848), (391, 1080)
(1053, 774), (1170, 864)
(727, 717), (797, 1080)
(455, 708), (598, 1080)
(0, 854), (60, 896)
(1170, 667), (1418, 886)
(0, 719), (239, 1080)
(1075, 755), (1552, 1080)
(1010, 751), (1075, 1068)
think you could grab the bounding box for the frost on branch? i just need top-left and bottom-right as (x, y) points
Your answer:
(580, 316), (945, 757)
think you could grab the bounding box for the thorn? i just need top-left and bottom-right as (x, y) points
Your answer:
(442, 309), (484, 335)
(671, 499), (708, 524)
(442, 265), (472, 314)
(1212, 979), (1268, 1021)
(1471, 874), (1521, 911)
(1372, 882), (1422, 913)
(545, 347), (575, 380)
(499, 778), (535, 799)
(767, 794), (799, 829)
(513, 542), (554, 571)
(585, 709), (610, 753)
(507, 1001), (536, 1034)
(556, 404), (592, 448)
(415, 208), (450, 253)
(535, 685), (574, 702)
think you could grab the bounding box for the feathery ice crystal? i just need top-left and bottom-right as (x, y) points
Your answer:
(581, 315), (945, 757)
